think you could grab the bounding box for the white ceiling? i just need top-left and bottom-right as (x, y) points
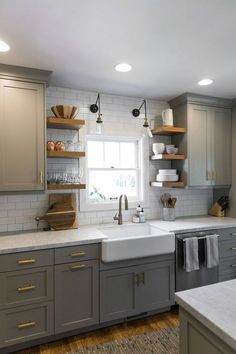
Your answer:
(1, 0), (236, 100)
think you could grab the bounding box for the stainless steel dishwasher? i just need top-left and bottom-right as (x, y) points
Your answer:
(176, 231), (219, 291)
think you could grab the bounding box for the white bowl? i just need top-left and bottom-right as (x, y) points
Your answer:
(158, 169), (177, 175)
(156, 174), (179, 182)
(165, 144), (175, 149)
(152, 143), (165, 155)
(166, 147), (178, 154)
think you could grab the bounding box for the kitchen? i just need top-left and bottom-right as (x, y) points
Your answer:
(1, 1), (236, 353)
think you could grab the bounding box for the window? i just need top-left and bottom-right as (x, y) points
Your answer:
(86, 136), (143, 205)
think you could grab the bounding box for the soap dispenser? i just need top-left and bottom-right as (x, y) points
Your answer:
(139, 208), (145, 223)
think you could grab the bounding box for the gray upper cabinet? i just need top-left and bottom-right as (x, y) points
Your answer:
(170, 93), (232, 187)
(55, 259), (99, 334)
(0, 79), (45, 191)
(0, 65), (51, 192)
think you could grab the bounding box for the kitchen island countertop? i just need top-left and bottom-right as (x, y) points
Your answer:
(176, 279), (236, 351)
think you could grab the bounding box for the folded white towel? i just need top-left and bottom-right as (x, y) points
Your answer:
(205, 234), (219, 268)
(184, 237), (199, 272)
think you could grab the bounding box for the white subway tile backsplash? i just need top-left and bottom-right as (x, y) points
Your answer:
(0, 86), (213, 232)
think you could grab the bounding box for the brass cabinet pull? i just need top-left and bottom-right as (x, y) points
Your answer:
(17, 259), (36, 265)
(140, 272), (145, 285)
(18, 321), (36, 329)
(212, 171), (216, 181)
(231, 264), (236, 267)
(231, 247), (236, 250)
(71, 251), (86, 257)
(134, 273), (140, 286)
(134, 273), (145, 286)
(39, 171), (43, 185)
(17, 285), (36, 293)
(70, 264), (85, 271)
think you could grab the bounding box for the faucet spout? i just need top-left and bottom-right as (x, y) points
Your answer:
(113, 194), (129, 225)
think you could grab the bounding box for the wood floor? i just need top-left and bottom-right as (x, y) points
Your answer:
(14, 309), (179, 354)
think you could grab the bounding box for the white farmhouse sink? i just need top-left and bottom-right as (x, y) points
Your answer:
(100, 223), (175, 262)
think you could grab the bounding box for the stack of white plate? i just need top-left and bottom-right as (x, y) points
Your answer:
(156, 169), (179, 182)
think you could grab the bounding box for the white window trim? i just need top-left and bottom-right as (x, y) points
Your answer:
(80, 132), (149, 212)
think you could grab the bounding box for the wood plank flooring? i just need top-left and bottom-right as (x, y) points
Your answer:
(15, 310), (179, 354)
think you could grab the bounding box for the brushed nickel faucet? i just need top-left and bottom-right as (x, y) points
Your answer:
(113, 194), (129, 225)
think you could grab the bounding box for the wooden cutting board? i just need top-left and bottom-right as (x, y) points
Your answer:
(47, 193), (78, 230)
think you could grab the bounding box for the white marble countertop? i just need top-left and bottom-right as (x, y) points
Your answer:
(149, 216), (236, 233)
(1, 216), (236, 255)
(0, 226), (107, 254)
(175, 279), (236, 351)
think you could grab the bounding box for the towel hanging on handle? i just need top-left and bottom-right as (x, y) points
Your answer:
(205, 234), (219, 268)
(183, 237), (200, 272)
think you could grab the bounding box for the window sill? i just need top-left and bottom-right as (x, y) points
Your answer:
(79, 199), (149, 212)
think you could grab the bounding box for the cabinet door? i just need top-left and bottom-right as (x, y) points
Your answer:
(100, 266), (137, 322)
(188, 104), (212, 186)
(212, 107), (231, 186)
(136, 260), (175, 312)
(0, 79), (45, 191)
(55, 260), (99, 333)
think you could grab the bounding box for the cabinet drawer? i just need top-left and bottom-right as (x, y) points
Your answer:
(0, 302), (53, 347)
(218, 228), (236, 241)
(219, 272), (236, 282)
(0, 250), (54, 272)
(0, 267), (53, 310)
(55, 244), (99, 264)
(219, 258), (236, 275)
(219, 240), (236, 258)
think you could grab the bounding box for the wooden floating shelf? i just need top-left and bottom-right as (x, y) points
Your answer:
(47, 151), (85, 159)
(151, 181), (185, 188)
(47, 117), (85, 130)
(151, 154), (185, 160)
(47, 184), (86, 190)
(151, 126), (187, 136)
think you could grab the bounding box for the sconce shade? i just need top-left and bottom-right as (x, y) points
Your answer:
(132, 99), (149, 128)
(132, 108), (140, 117)
(90, 103), (99, 113)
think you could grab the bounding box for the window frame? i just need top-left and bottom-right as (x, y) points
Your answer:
(80, 134), (148, 212)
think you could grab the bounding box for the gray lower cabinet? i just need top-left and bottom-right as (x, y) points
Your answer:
(0, 250), (54, 349)
(0, 302), (54, 348)
(100, 266), (137, 321)
(218, 227), (236, 281)
(55, 259), (99, 333)
(135, 261), (174, 312)
(0, 266), (53, 310)
(100, 257), (174, 322)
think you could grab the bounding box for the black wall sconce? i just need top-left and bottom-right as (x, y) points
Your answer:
(132, 99), (149, 127)
(90, 93), (103, 124)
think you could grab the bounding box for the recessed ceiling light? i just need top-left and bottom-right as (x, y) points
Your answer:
(198, 78), (214, 86)
(0, 40), (10, 52)
(115, 63), (132, 72)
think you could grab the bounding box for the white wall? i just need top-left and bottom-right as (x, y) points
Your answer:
(0, 86), (213, 232)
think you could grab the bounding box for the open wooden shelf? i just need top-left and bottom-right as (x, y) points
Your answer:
(151, 126), (187, 136)
(151, 181), (185, 188)
(47, 117), (85, 130)
(47, 151), (85, 159)
(151, 154), (185, 160)
(47, 183), (86, 190)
